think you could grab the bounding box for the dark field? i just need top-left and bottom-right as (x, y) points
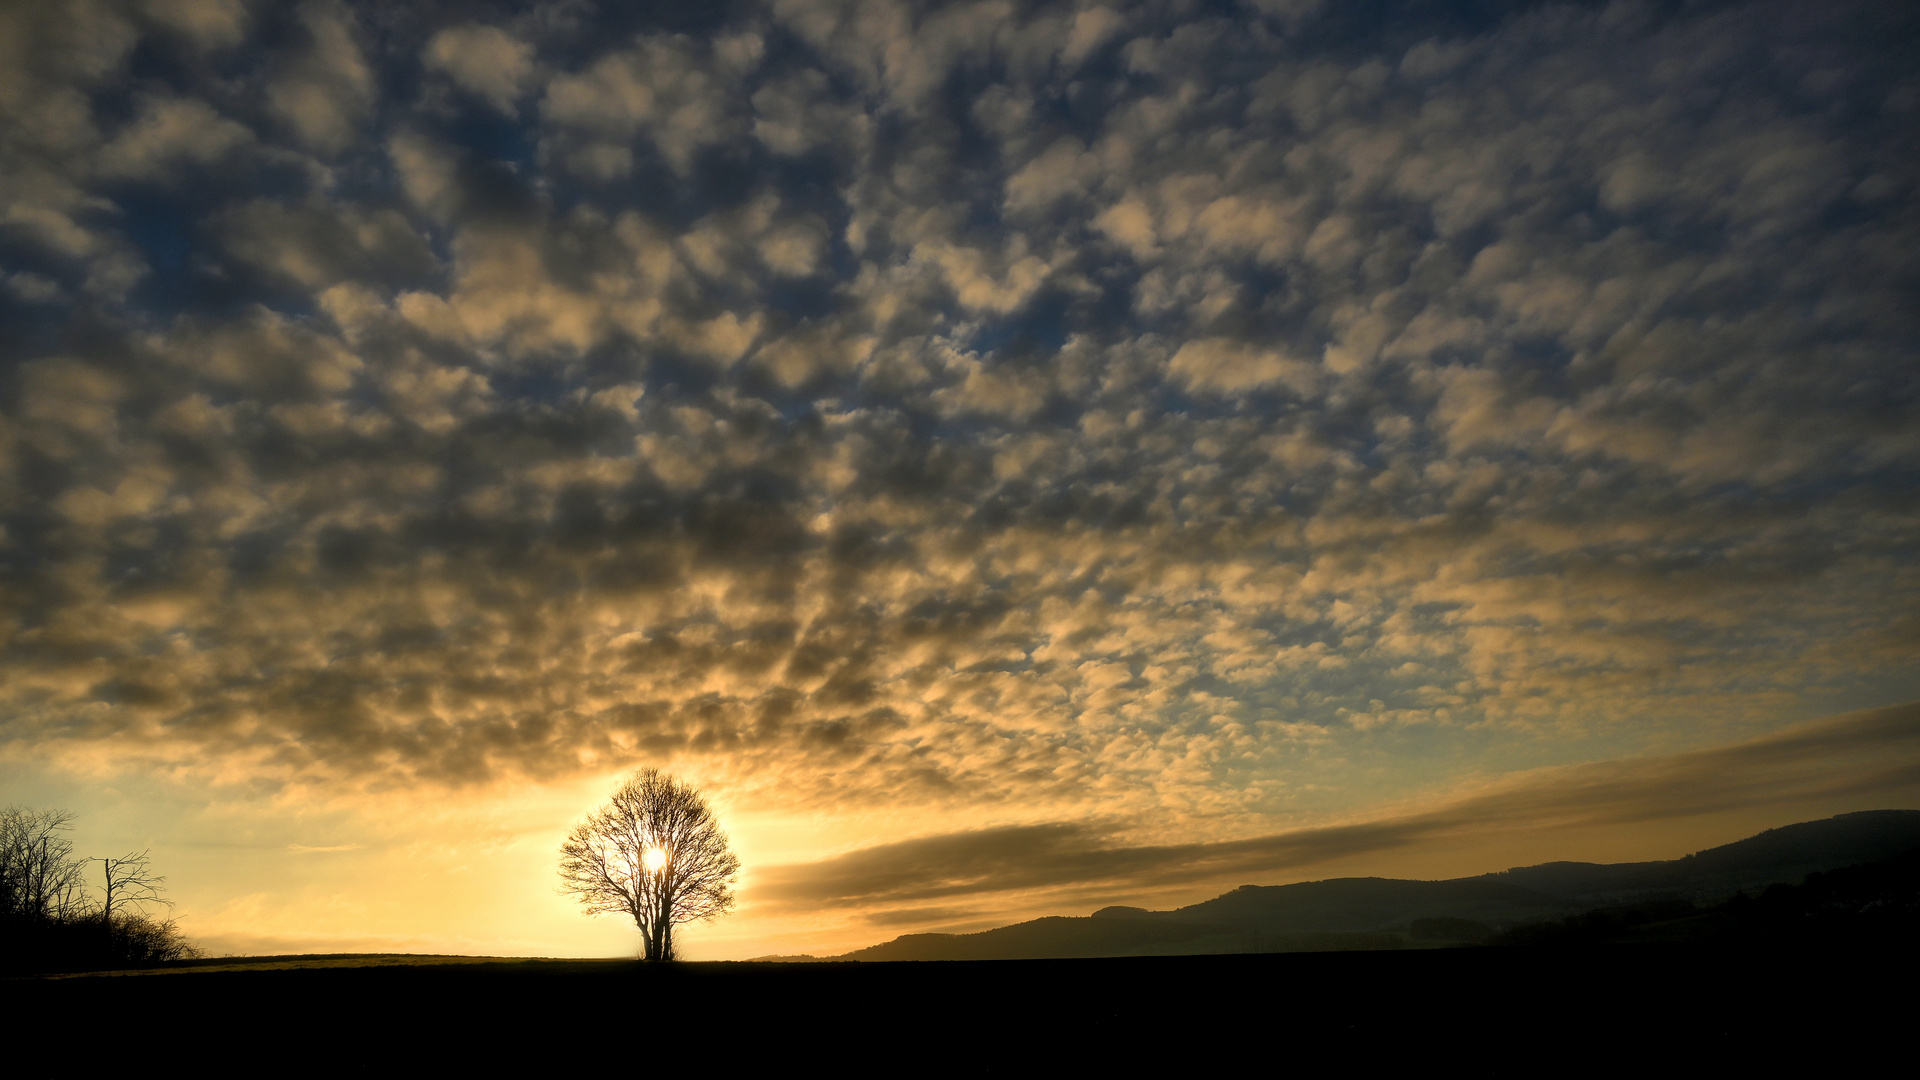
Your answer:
(12, 944), (1905, 1068)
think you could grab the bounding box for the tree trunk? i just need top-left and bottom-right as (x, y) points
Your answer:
(651, 878), (674, 961)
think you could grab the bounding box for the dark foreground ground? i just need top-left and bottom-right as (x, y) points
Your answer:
(11, 943), (1907, 1069)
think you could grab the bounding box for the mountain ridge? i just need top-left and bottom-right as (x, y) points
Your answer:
(796, 810), (1920, 962)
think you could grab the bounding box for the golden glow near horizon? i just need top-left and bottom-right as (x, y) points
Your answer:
(0, 1), (1915, 960)
(642, 847), (669, 874)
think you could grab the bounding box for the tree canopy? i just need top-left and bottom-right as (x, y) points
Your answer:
(558, 770), (740, 961)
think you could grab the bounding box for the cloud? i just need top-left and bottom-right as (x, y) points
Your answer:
(96, 93), (254, 180)
(424, 24), (536, 116)
(773, 0), (1030, 112)
(266, 1), (374, 154)
(0, 0), (1913, 834)
(1168, 338), (1317, 396)
(217, 198), (437, 289)
(139, 0), (249, 51)
(539, 35), (748, 177)
(759, 702), (1920, 908)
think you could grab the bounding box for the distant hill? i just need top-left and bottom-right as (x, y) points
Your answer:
(1481, 809), (1920, 905)
(827, 810), (1920, 961)
(1145, 876), (1566, 935)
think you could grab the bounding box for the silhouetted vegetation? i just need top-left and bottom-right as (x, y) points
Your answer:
(1, 806), (200, 973)
(1409, 917), (1492, 943)
(1490, 849), (1920, 948)
(559, 769), (740, 961)
(1491, 897), (1698, 946)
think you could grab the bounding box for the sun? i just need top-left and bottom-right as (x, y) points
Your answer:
(642, 846), (668, 873)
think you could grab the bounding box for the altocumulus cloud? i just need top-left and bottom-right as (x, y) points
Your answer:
(1, 0), (1916, 859)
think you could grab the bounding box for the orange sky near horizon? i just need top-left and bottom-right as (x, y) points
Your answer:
(9, 701), (1916, 959)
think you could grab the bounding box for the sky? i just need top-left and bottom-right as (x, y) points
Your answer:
(1, 0), (1916, 960)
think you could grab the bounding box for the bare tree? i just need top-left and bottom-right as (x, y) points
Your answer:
(96, 851), (172, 920)
(1, 809), (199, 970)
(93, 850), (201, 963)
(559, 769), (741, 961)
(1, 806), (91, 926)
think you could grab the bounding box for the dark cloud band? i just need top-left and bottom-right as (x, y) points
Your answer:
(757, 702), (1920, 906)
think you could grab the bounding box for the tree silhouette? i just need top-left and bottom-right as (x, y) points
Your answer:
(97, 850), (171, 921)
(558, 769), (741, 961)
(1, 807), (90, 928)
(2, 808), (198, 971)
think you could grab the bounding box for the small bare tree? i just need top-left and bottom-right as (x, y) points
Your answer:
(559, 769), (741, 961)
(96, 851), (172, 921)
